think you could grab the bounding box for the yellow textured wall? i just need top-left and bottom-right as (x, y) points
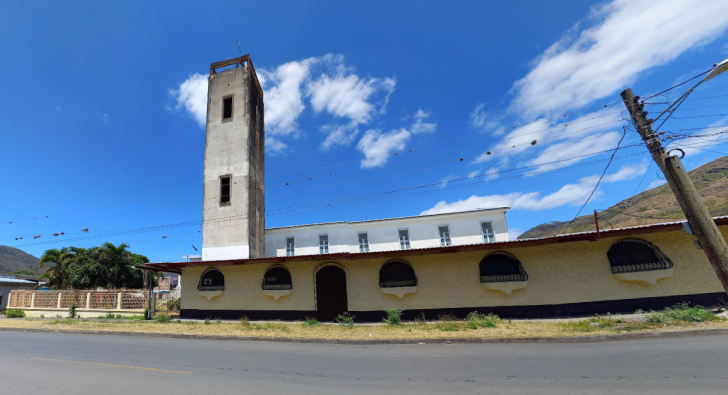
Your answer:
(182, 228), (725, 312)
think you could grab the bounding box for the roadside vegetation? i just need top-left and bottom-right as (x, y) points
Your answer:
(1, 304), (725, 341)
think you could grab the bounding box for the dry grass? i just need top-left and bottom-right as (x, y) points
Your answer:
(2, 306), (727, 341)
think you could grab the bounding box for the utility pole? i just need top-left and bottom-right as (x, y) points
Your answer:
(621, 88), (728, 295)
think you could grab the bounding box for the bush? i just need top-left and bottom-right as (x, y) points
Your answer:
(68, 303), (78, 319)
(154, 314), (171, 323)
(3, 309), (25, 318)
(335, 312), (356, 328)
(384, 309), (403, 326)
(204, 317), (210, 325)
(168, 298), (181, 311)
(303, 317), (320, 327)
(466, 312), (500, 329)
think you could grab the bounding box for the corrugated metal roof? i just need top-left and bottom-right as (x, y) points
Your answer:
(0, 278), (37, 284)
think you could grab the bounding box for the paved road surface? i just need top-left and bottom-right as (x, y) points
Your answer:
(1, 331), (726, 394)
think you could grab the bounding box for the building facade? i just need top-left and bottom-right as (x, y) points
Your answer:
(264, 208), (510, 257)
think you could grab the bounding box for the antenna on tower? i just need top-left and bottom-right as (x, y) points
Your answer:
(236, 39), (242, 56)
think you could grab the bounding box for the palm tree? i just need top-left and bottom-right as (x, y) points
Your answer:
(38, 247), (75, 289)
(100, 242), (131, 289)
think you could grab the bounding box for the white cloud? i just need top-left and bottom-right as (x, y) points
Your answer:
(510, 0), (728, 118)
(320, 123), (360, 150)
(357, 129), (411, 168)
(169, 55), (396, 152)
(524, 131), (622, 174)
(410, 109), (437, 134)
(668, 116), (728, 156)
(259, 58), (316, 138)
(470, 103), (488, 129)
(169, 73), (208, 127)
(308, 73), (395, 124)
(421, 163), (645, 214)
(467, 170), (480, 178)
(508, 228), (523, 240)
(646, 179), (667, 189)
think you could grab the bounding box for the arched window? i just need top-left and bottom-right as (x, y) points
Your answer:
(197, 267), (224, 291)
(480, 251), (528, 283)
(379, 259), (417, 288)
(262, 265), (292, 290)
(607, 238), (673, 274)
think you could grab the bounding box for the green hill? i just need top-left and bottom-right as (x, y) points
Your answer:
(0, 245), (40, 274)
(519, 155), (728, 239)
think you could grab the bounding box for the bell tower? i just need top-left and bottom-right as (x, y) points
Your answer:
(201, 55), (265, 260)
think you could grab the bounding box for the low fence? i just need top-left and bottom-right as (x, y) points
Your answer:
(7, 290), (149, 318)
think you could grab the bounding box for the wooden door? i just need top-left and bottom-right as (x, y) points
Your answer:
(316, 266), (348, 322)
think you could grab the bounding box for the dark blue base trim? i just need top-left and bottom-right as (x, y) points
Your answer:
(181, 292), (725, 322)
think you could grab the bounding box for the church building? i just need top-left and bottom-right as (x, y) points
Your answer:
(141, 55), (727, 322)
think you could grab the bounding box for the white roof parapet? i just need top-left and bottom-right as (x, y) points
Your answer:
(265, 207), (510, 231)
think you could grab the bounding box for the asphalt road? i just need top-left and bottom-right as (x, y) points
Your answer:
(1, 331), (727, 394)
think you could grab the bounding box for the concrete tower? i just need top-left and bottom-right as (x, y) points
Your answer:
(202, 55), (265, 260)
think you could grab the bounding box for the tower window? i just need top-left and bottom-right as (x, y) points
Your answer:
(359, 233), (369, 252)
(222, 95), (233, 120)
(438, 226), (452, 246)
(220, 176), (231, 204)
(399, 229), (411, 250)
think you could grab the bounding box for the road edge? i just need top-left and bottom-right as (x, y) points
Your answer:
(1, 326), (727, 344)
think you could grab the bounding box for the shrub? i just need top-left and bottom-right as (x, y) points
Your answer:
(303, 317), (320, 327)
(168, 298), (181, 311)
(384, 309), (403, 326)
(466, 312), (500, 329)
(4, 309), (25, 318)
(335, 312), (356, 328)
(154, 314), (171, 323)
(204, 317), (210, 325)
(68, 303), (78, 319)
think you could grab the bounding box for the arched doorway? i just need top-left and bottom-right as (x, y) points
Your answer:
(315, 265), (348, 322)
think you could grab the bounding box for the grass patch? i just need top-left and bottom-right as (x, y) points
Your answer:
(154, 314), (171, 323)
(335, 312), (356, 328)
(98, 313), (144, 320)
(646, 303), (720, 324)
(302, 317), (320, 327)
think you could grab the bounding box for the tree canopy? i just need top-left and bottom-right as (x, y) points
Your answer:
(38, 243), (153, 289)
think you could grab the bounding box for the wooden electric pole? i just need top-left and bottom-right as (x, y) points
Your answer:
(621, 88), (728, 295)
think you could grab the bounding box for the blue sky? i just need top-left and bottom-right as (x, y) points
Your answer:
(2, 0), (728, 262)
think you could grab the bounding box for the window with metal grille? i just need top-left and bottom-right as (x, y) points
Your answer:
(481, 222), (495, 243)
(222, 95), (233, 120)
(359, 233), (369, 252)
(220, 176), (231, 204)
(286, 237), (295, 256)
(262, 265), (292, 290)
(439, 226), (452, 246)
(319, 234), (329, 254)
(480, 251), (528, 283)
(197, 268), (224, 291)
(399, 229), (411, 250)
(379, 259), (418, 288)
(607, 238), (674, 274)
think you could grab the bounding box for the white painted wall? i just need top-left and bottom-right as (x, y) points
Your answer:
(264, 209), (509, 257)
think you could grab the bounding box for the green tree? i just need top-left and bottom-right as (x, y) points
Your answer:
(38, 247), (75, 289)
(99, 242), (132, 289)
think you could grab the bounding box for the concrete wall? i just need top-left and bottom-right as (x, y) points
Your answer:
(202, 63), (264, 260)
(182, 226), (726, 320)
(0, 283), (35, 310)
(264, 209), (509, 257)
